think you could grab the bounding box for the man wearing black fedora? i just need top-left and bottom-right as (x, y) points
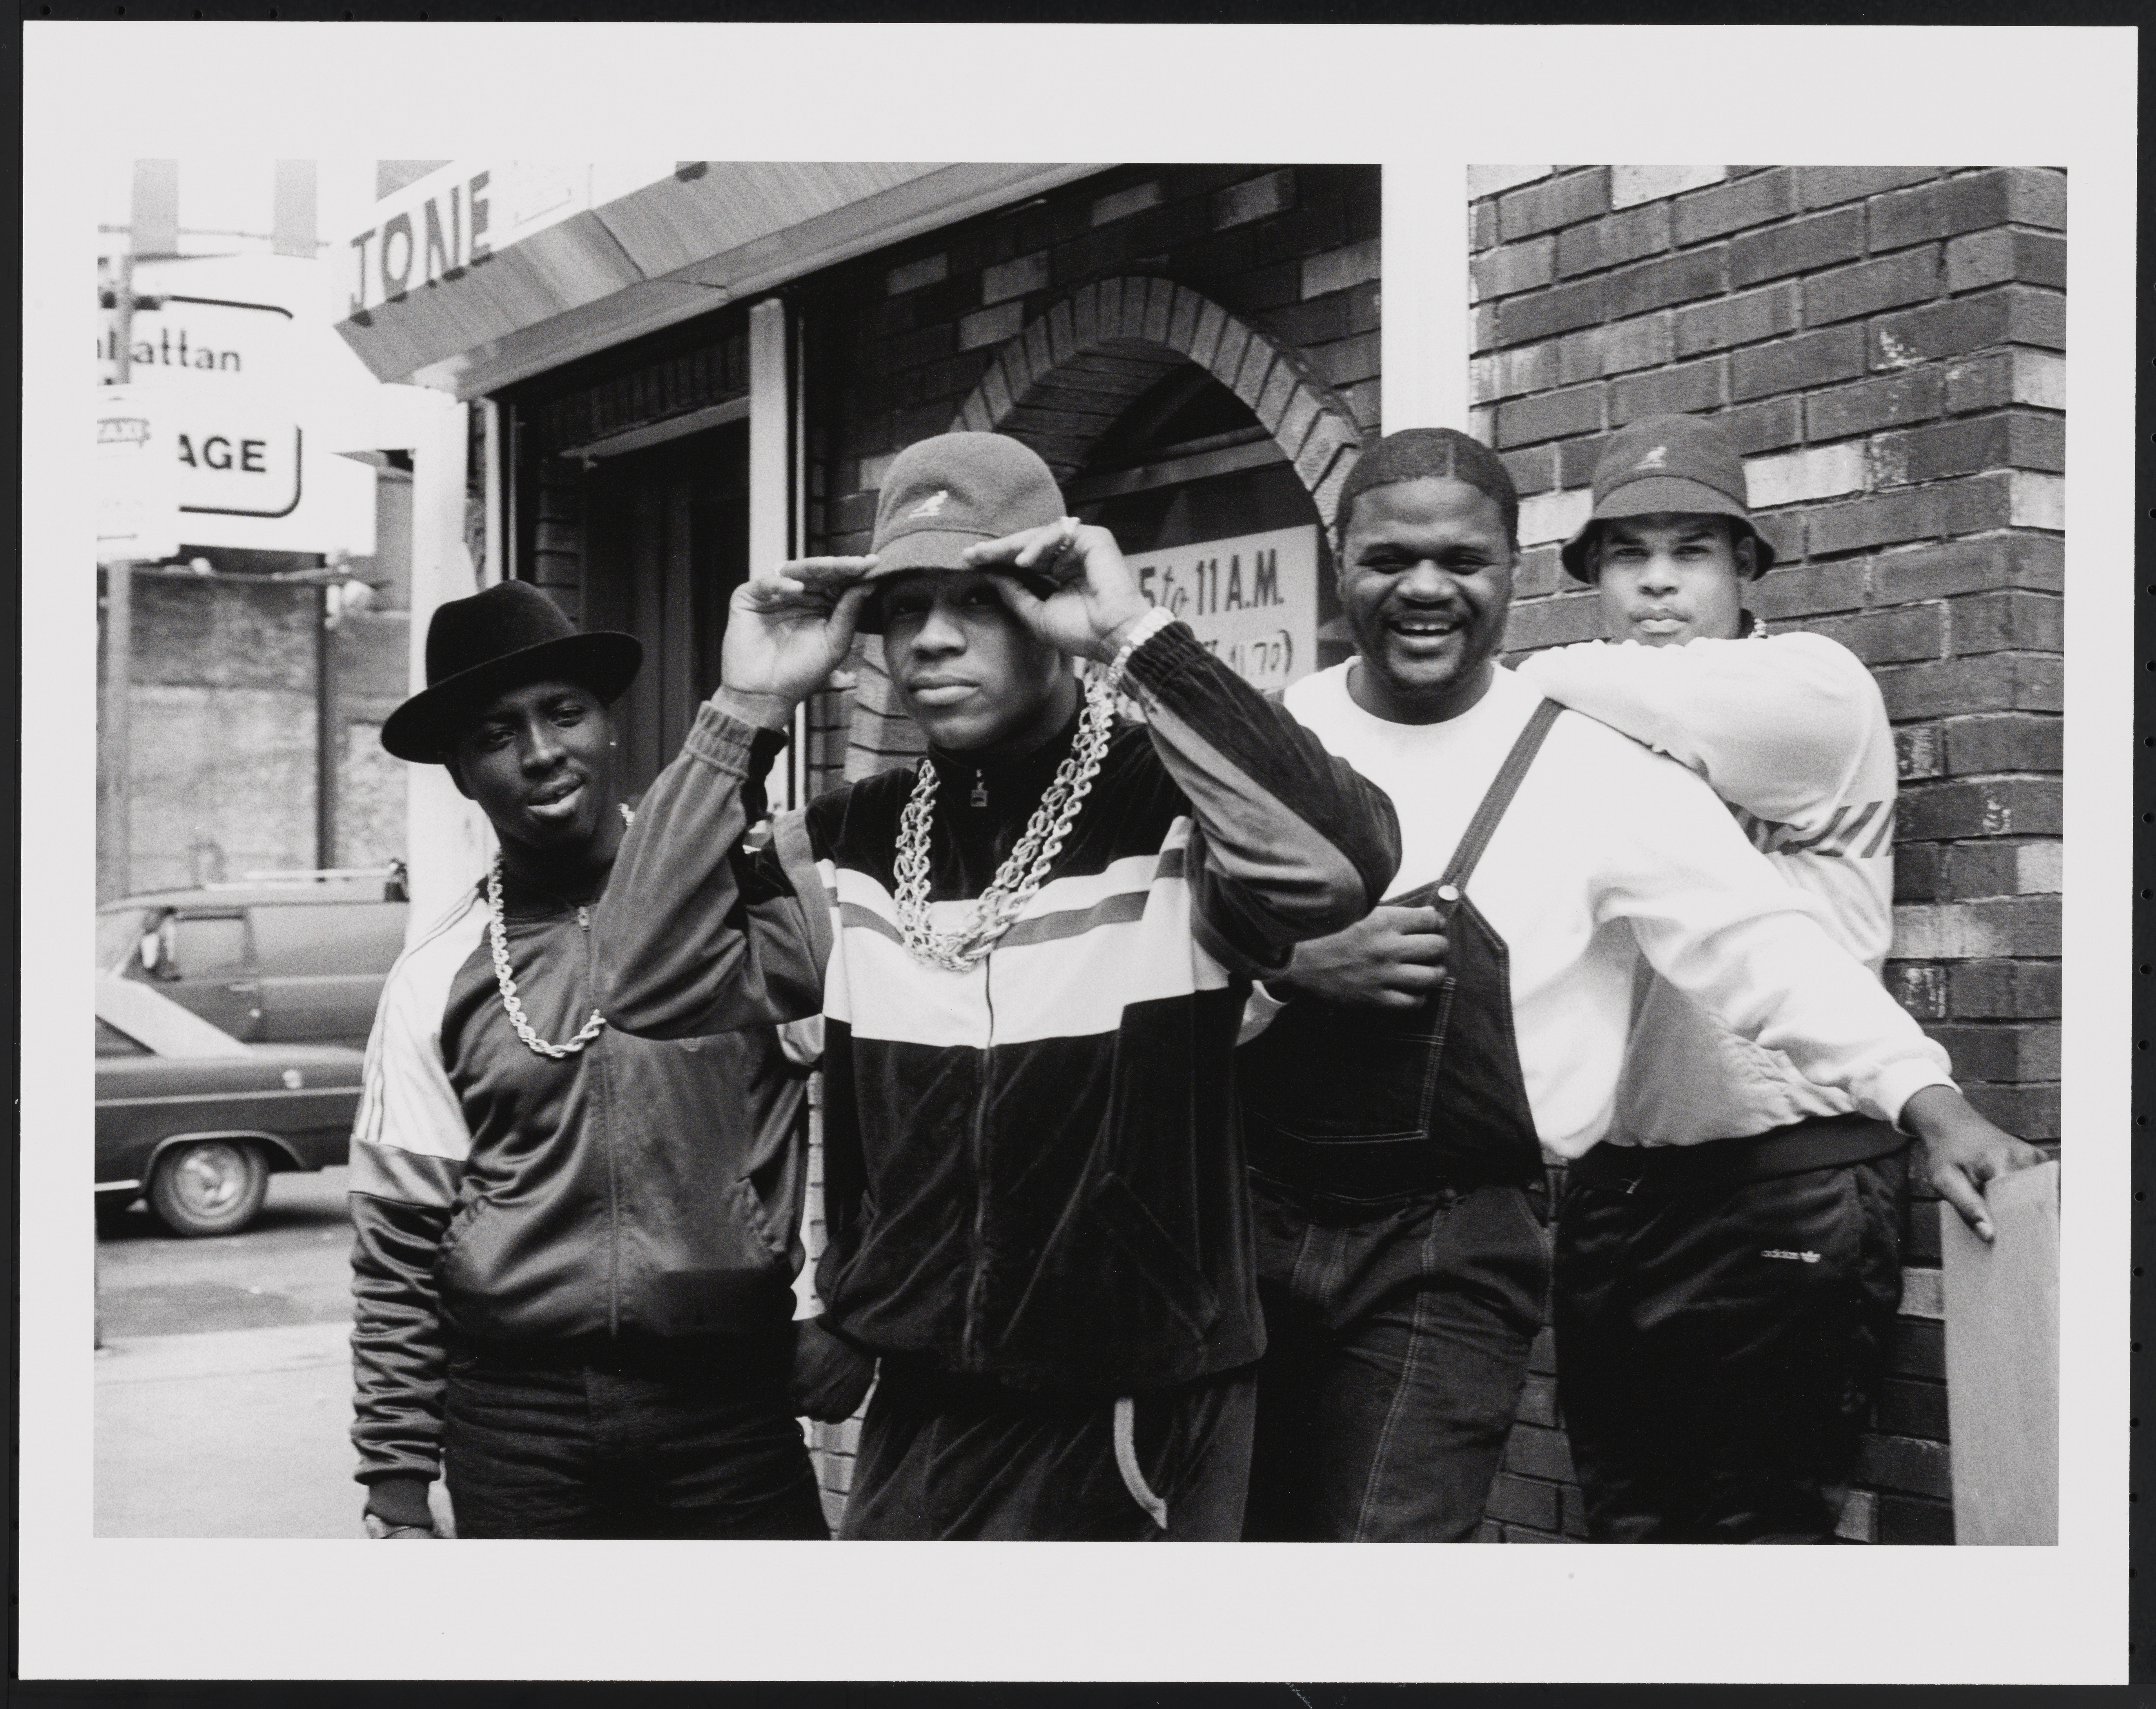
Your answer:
(348, 580), (860, 1540)
(594, 432), (1401, 1540)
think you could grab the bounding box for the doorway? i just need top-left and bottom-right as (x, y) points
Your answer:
(1067, 367), (1343, 690)
(577, 420), (750, 793)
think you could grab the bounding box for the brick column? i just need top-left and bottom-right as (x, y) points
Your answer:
(1469, 164), (2066, 1544)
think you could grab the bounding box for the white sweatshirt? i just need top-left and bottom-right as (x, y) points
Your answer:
(1258, 660), (1951, 1159)
(1514, 628), (1920, 1146)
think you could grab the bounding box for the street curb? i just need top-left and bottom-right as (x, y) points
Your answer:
(96, 1317), (351, 1385)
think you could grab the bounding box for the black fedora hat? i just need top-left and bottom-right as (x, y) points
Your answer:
(381, 581), (642, 763)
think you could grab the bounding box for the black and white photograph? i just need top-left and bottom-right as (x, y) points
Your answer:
(22, 18), (2137, 1691)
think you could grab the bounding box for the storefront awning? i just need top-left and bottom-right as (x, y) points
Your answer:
(334, 160), (1108, 399)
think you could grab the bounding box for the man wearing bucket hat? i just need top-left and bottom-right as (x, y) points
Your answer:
(348, 580), (853, 1539)
(1234, 425), (2035, 1544)
(1510, 411), (2043, 1542)
(593, 431), (1400, 1540)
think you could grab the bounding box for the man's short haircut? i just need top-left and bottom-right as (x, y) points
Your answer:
(1334, 427), (1521, 549)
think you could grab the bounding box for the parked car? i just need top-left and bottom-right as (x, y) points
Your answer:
(96, 974), (366, 1237)
(96, 867), (407, 1053)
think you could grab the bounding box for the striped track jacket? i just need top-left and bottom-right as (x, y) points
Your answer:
(347, 872), (813, 1490)
(600, 623), (1401, 1394)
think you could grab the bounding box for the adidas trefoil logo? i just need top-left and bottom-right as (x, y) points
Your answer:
(907, 489), (951, 519)
(1761, 1248), (1821, 1263)
(1634, 445), (1669, 472)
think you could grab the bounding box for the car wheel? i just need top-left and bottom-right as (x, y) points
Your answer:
(147, 1140), (269, 1237)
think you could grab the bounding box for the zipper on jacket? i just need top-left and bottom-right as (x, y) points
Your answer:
(585, 906), (622, 1339)
(960, 955), (996, 1368)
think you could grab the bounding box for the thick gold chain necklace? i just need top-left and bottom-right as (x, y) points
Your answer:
(488, 801), (633, 1058)
(893, 679), (1115, 972)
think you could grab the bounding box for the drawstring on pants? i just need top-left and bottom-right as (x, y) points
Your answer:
(1112, 1395), (1169, 1531)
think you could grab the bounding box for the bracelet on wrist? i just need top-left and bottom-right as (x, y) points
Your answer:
(1103, 607), (1177, 697)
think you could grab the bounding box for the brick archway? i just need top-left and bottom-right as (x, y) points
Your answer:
(845, 277), (1365, 778)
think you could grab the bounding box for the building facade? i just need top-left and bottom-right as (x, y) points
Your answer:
(97, 161), (406, 902)
(334, 158), (2065, 1542)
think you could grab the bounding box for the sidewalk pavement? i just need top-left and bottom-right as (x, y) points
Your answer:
(96, 1319), (373, 1538)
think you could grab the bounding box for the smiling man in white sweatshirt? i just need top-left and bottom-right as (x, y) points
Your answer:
(1236, 424), (2039, 1544)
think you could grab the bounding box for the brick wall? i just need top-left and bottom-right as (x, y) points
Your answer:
(803, 163), (1380, 576)
(1469, 163), (2066, 1543)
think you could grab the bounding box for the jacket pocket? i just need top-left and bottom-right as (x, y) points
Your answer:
(732, 1176), (793, 1265)
(1091, 1171), (1223, 1340)
(432, 1193), (486, 1287)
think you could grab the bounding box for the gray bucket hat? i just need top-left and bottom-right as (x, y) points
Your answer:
(1561, 413), (1777, 582)
(855, 432), (1069, 631)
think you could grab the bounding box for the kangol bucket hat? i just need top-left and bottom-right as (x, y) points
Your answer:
(1561, 413), (1778, 582)
(856, 433), (1069, 632)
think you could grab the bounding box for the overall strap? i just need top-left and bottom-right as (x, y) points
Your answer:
(1440, 697), (1563, 892)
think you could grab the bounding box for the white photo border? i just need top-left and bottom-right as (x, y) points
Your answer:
(20, 18), (2135, 1687)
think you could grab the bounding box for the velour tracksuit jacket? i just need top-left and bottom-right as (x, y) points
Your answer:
(599, 623), (1401, 1396)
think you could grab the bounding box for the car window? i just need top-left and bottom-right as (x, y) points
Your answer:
(94, 976), (251, 1058)
(170, 914), (250, 979)
(96, 1017), (151, 1057)
(250, 901), (407, 977)
(96, 908), (150, 973)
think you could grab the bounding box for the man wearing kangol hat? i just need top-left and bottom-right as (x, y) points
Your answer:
(1236, 426), (2038, 1544)
(349, 581), (847, 1540)
(595, 432), (1401, 1540)
(1515, 411), (2044, 1543)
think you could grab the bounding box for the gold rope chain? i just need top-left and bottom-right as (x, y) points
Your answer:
(893, 677), (1118, 973)
(489, 802), (635, 1059)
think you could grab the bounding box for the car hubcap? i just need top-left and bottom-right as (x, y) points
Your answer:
(173, 1144), (249, 1216)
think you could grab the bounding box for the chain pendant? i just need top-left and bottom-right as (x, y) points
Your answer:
(970, 773), (988, 809)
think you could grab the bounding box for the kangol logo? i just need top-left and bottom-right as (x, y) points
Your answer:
(907, 489), (951, 519)
(1634, 445), (1669, 472)
(1761, 1248), (1821, 1263)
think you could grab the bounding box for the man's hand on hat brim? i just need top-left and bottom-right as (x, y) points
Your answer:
(967, 520), (1153, 665)
(722, 556), (878, 710)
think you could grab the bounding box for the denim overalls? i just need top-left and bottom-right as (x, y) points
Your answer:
(1236, 697), (1561, 1541)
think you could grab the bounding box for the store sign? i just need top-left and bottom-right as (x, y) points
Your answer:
(97, 292), (291, 386)
(96, 386), (180, 563)
(91, 253), (371, 552)
(1127, 525), (1320, 692)
(345, 160), (675, 317)
(98, 272), (303, 519)
(172, 396), (303, 518)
